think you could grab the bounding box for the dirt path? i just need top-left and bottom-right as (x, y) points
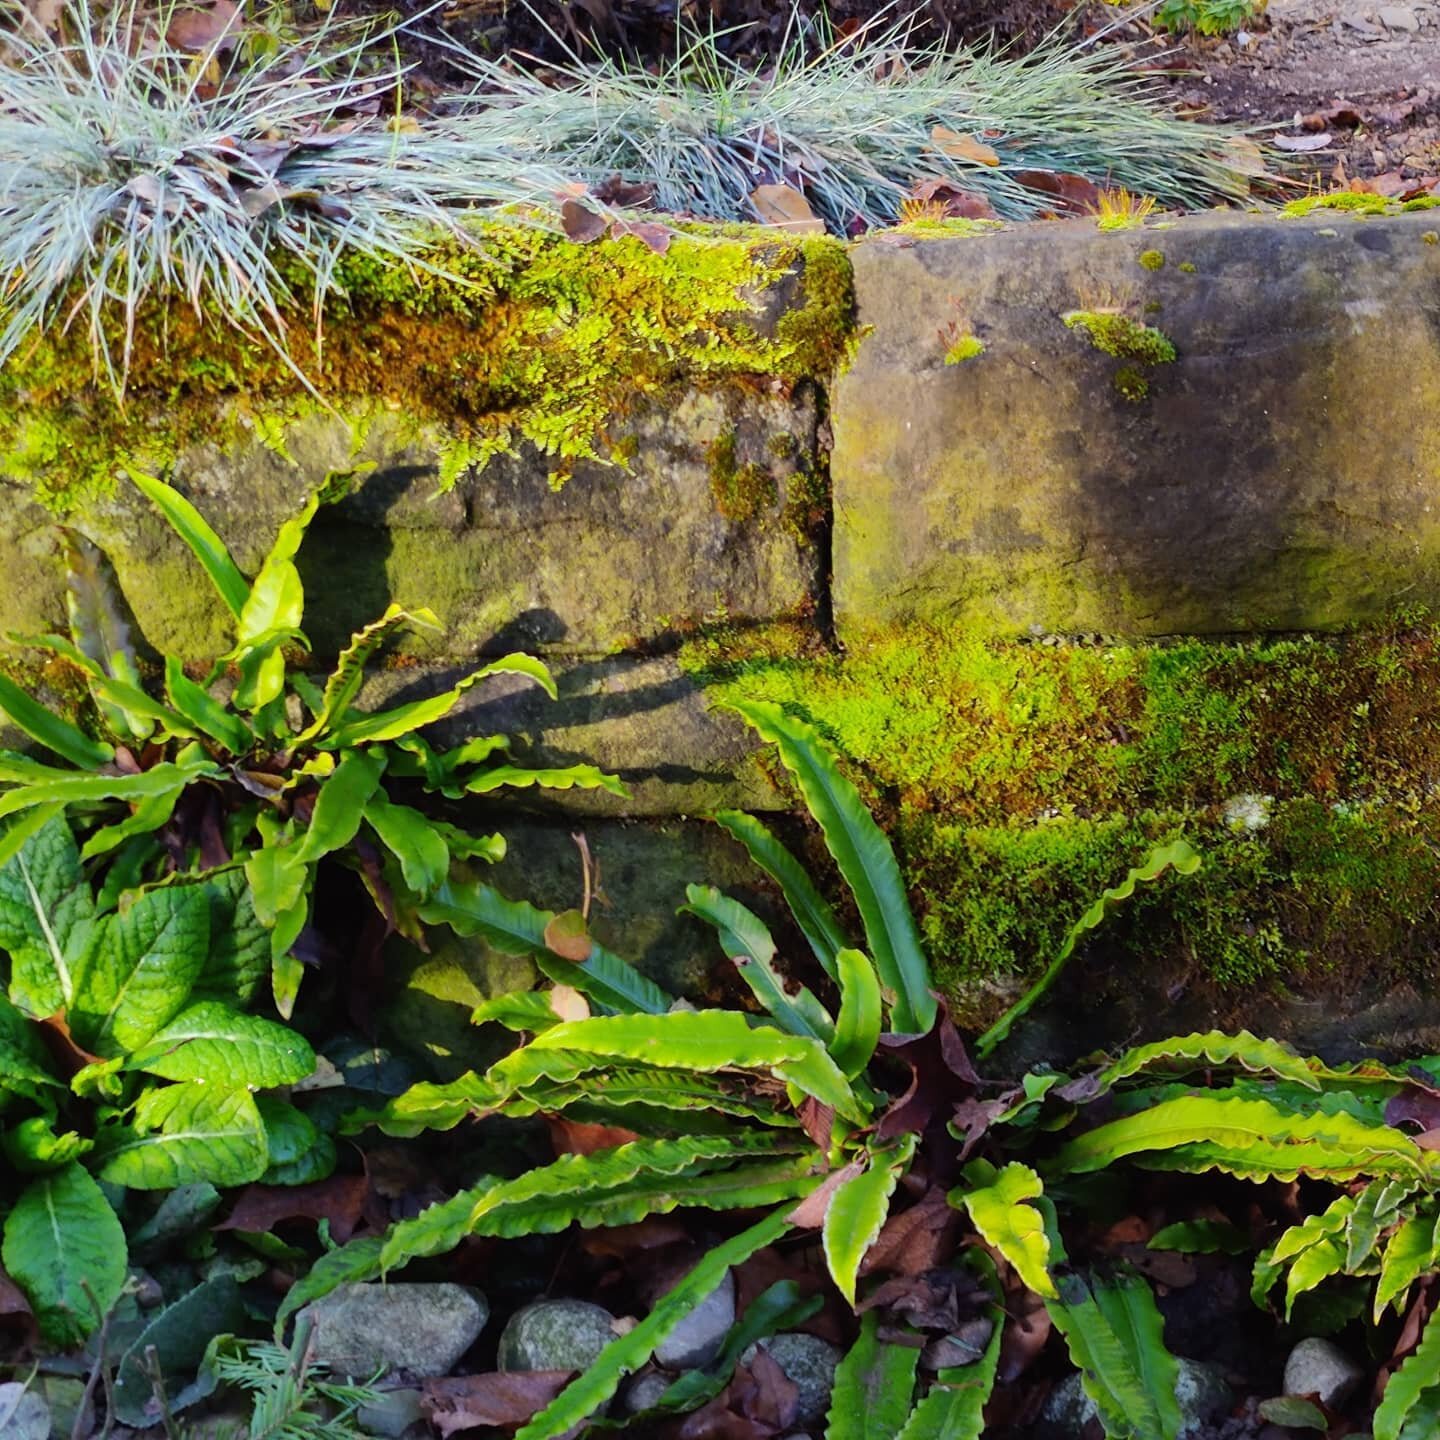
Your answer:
(1135, 0), (1440, 184)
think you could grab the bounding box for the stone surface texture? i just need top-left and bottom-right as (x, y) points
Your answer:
(833, 211), (1440, 639)
(654, 1269), (735, 1370)
(1, 389), (822, 663)
(498, 1299), (621, 1373)
(741, 1334), (842, 1427)
(1283, 1336), (1365, 1407)
(298, 1282), (488, 1379)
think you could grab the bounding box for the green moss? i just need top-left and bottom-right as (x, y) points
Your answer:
(876, 218), (1005, 241)
(708, 428), (777, 523)
(1062, 310), (1177, 365)
(2, 221), (856, 513)
(1277, 191), (1440, 219)
(1113, 365), (1149, 403)
(1138, 250), (1165, 271)
(682, 619), (1440, 1008)
(1425, 232), (1439, 246)
(781, 459), (829, 549)
(943, 333), (986, 365)
(1178, 261), (1197, 274)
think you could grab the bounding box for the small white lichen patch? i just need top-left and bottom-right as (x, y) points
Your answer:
(1223, 793), (1273, 832)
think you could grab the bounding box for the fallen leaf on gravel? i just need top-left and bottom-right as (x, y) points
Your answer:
(421, 1371), (574, 1435)
(750, 184), (825, 233)
(679, 1349), (799, 1439)
(1273, 132), (1333, 152)
(216, 1175), (370, 1243)
(930, 125), (1000, 166)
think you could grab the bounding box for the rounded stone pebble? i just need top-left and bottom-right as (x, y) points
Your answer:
(741, 1333), (842, 1428)
(498, 1299), (620, 1374)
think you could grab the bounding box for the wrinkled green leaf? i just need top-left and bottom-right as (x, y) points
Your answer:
(70, 883), (209, 1057)
(122, 1002), (314, 1087)
(2, 1162), (126, 1347)
(94, 1083), (268, 1189)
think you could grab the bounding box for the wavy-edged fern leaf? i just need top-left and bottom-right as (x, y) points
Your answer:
(825, 1311), (920, 1440)
(682, 883), (833, 1042)
(976, 839), (1199, 1058)
(823, 1136), (916, 1305)
(500, 1011), (869, 1123)
(713, 809), (847, 980)
(831, 948), (882, 1079)
(416, 878), (672, 1015)
(1047, 1269), (1181, 1440)
(725, 701), (935, 1035)
(1091, 1030), (1319, 1094)
(517, 1206), (799, 1440)
(1051, 1094), (1426, 1182)
(1375, 1209), (1440, 1321)
(1376, 1304), (1440, 1440)
(895, 1308), (1002, 1440)
(953, 1161), (1056, 1299)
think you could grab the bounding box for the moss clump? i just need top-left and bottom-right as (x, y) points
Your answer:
(2, 221), (856, 513)
(943, 333), (986, 365)
(1426, 232), (1439, 246)
(1113, 365), (1149, 403)
(1178, 261), (1197, 274)
(1281, 191), (1440, 220)
(877, 217), (1005, 241)
(780, 459), (829, 549)
(708, 428), (777, 524)
(1062, 309), (1177, 365)
(1138, 249), (1165, 271)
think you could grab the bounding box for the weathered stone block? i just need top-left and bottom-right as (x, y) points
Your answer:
(832, 211), (1440, 638)
(361, 654), (784, 816)
(6, 390), (824, 662)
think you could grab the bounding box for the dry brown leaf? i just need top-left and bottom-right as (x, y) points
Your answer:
(547, 984), (590, 1023)
(215, 1175), (371, 1244)
(931, 125), (1001, 166)
(560, 199), (608, 244)
(544, 908), (594, 960)
(421, 1371), (574, 1436)
(166, 0), (240, 53)
(548, 1116), (643, 1156)
(1012, 169), (1102, 216)
(787, 1159), (863, 1230)
(749, 184), (825, 234)
(611, 218), (674, 254)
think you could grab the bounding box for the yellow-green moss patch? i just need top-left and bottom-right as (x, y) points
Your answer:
(1, 221), (855, 512)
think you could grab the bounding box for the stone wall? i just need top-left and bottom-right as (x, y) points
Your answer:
(7, 208), (1440, 1065)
